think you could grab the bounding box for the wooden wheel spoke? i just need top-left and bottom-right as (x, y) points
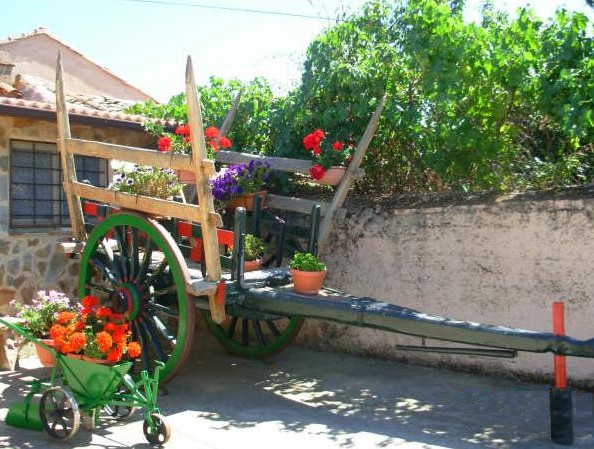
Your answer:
(253, 320), (267, 347)
(132, 321), (153, 374)
(86, 282), (115, 295)
(142, 259), (168, 289)
(89, 257), (119, 285)
(139, 318), (167, 362)
(129, 227), (140, 281)
(146, 312), (176, 346)
(265, 319), (281, 337)
(99, 238), (120, 278)
(114, 225), (129, 281)
(241, 319), (249, 347)
(135, 238), (155, 284)
(151, 284), (177, 297)
(146, 302), (178, 319)
(227, 317), (238, 338)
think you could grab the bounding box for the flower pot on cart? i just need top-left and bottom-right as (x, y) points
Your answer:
(290, 268), (327, 295)
(316, 166), (345, 186)
(227, 191), (266, 211)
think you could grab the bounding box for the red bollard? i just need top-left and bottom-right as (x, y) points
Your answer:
(550, 301), (573, 445)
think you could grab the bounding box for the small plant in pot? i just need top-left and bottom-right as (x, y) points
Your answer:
(243, 234), (266, 272)
(289, 252), (326, 295)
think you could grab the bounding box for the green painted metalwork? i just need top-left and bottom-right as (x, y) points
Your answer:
(79, 212), (195, 382)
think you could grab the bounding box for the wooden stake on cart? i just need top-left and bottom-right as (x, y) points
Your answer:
(317, 94), (386, 252)
(185, 57), (226, 324)
(56, 53), (86, 242)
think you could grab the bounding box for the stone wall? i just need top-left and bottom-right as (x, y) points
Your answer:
(0, 113), (150, 310)
(299, 191), (594, 386)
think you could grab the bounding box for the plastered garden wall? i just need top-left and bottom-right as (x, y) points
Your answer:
(299, 192), (594, 386)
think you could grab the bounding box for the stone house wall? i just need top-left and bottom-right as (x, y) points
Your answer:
(301, 192), (594, 386)
(0, 113), (150, 310)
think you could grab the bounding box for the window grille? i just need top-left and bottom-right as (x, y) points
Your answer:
(10, 140), (108, 229)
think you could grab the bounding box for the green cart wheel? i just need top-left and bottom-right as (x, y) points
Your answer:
(204, 311), (304, 358)
(39, 386), (80, 440)
(143, 413), (171, 446)
(79, 212), (195, 382)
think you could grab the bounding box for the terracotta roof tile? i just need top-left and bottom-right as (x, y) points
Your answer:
(0, 95), (174, 127)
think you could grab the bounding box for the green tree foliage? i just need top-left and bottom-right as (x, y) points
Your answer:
(129, 0), (594, 193)
(126, 77), (278, 154)
(277, 0), (594, 192)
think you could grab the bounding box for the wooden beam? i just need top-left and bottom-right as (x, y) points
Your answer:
(219, 88), (243, 136)
(185, 56), (226, 324)
(71, 182), (223, 227)
(266, 194), (328, 216)
(66, 139), (215, 176)
(317, 94), (387, 252)
(215, 150), (364, 179)
(55, 53), (86, 241)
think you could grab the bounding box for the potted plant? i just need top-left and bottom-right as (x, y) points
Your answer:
(10, 290), (75, 367)
(110, 164), (183, 200)
(49, 295), (141, 365)
(210, 161), (271, 211)
(289, 252), (327, 295)
(243, 234), (267, 272)
(302, 128), (356, 185)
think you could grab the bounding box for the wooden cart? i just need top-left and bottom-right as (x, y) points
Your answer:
(55, 56), (594, 385)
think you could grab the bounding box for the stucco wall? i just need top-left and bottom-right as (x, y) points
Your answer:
(299, 194), (594, 386)
(1, 32), (152, 101)
(0, 113), (150, 310)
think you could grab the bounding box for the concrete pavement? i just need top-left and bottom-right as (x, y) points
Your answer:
(1, 324), (593, 448)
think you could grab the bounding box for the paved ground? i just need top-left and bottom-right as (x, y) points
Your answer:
(1, 326), (593, 449)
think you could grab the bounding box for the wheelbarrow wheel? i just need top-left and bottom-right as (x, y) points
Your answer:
(79, 212), (195, 382)
(204, 312), (304, 358)
(39, 386), (80, 440)
(143, 413), (171, 446)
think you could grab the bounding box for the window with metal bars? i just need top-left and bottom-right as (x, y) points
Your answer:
(10, 140), (108, 230)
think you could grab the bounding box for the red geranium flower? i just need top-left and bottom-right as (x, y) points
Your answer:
(332, 141), (344, 151)
(218, 136), (232, 149)
(309, 164), (326, 180)
(175, 124), (190, 136)
(157, 136), (172, 152)
(204, 126), (220, 139)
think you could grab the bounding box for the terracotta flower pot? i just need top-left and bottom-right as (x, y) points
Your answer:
(66, 353), (117, 365)
(290, 268), (327, 295)
(244, 258), (263, 272)
(316, 166), (345, 186)
(34, 338), (55, 367)
(226, 191), (266, 211)
(177, 169), (197, 184)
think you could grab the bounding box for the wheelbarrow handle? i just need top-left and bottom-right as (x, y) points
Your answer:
(0, 316), (56, 354)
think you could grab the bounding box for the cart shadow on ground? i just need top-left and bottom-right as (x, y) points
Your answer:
(158, 326), (594, 449)
(1, 327), (594, 448)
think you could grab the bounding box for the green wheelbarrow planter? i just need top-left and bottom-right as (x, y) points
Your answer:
(0, 317), (171, 446)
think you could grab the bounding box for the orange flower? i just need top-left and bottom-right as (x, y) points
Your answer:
(69, 332), (86, 353)
(49, 323), (66, 339)
(57, 311), (76, 325)
(127, 341), (141, 358)
(106, 348), (123, 362)
(95, 331), (113, 354)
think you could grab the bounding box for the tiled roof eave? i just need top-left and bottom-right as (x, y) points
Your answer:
(0, 96), (173, 130)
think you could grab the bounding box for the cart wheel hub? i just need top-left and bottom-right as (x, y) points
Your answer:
(108, 284), (141, 320)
